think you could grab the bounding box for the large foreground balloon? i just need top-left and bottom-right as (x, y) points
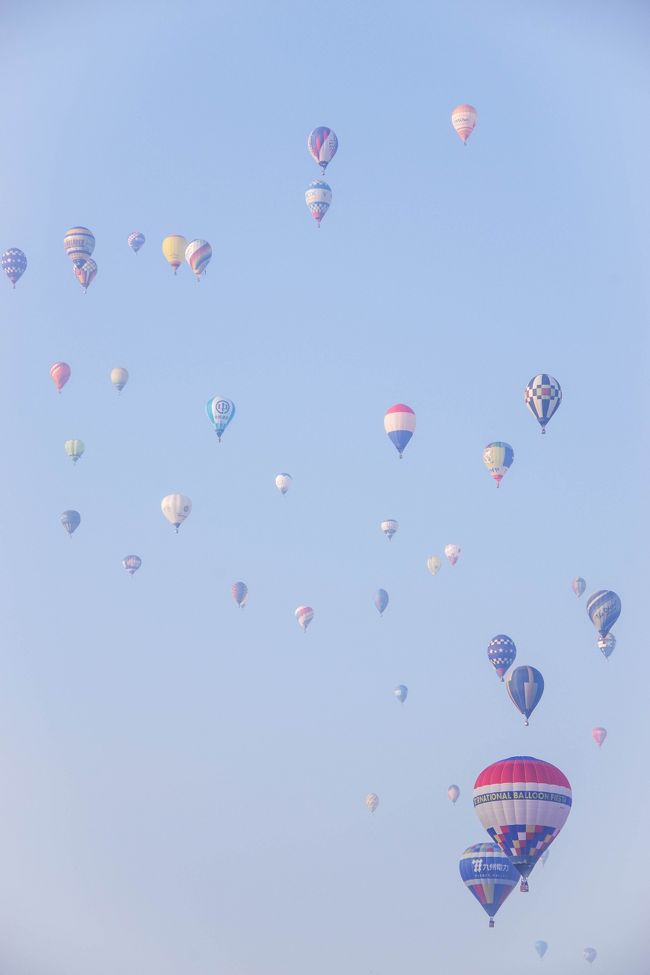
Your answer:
(534, 941), (548, 959)
(394, 684), (408, 704)
(232, 581), (248, 608)
(506, 665), (544, 725)
(384, 404), (416, 458)
(185, 239), (212, 279)
(64, 439), (85, 464)
(128, 232), (145, 253)
(161, 494), (192, 533)
(307, 127), (338, 171)
(366, 793), (379, 813)
(2, 248), (27, 287)
(583, 948), (597, 963)
(444, 544), (461, 566)
(587, 590), (621, 638)
(597, 632), (616, 659)
(524, 374), (562, 434)
(305, 179), (331, 225)
(122, 555), (142, 576)
(451, 104), (477, 143)
(206, 396), (236, 441)
(64, 227), (95, 267)
(110, 367), (129, 392)
(448, 784), (460, 804)
(483, 442), (514, 487)
(50, 362), (71, 392)
(275, 473), (292, 495)
(374, 588), (389, 615)
(427, 555), (442, 575)
(487, 634), (517, 682)
(74, 258), (97, 292)
(381, 519), (398, 540)
(162, 235), (187, 273)
(473, 756), (572, 892)
(592, 726), (607, 748)
(295, 605), (313, 632)
(459, 842), (519, 928)
(572, 576), (586, 597)
(61, 510), (80, 536)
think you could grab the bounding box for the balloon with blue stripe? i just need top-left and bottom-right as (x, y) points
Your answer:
(587, 589), (621, 638)
(459, 842), (519, 928)
(506, 665), (544, 725)
(206, 396), (236, 441)
(374, 588), (389, 615)
(384, 403), (416, 458)
(524, 374), (562, 434)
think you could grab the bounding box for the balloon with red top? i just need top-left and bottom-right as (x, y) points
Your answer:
(451, 104), (478, 144)
(384, 404), (416, 458)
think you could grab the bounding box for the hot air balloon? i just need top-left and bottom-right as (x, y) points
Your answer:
(50, 362), (71, 393)
(162, 235), (187, 273)
(448, 784), (460, 804)
(122, 555), (142, 576)
(384, 404), (416, 458)
(305, 179), (331, 225)
(161, 494), (192, 533)
(427, 555), (442, 576)
(307, 127), (339, 171)
(1, 248), (27, 287)
(534, 941), (548, 960)
(592, 726), (607, 748)
(275, 473), (292, 495)
(295, 605), (313, 632)
(381, 519), (398, 541)
(572, 577), (586, 597)
(232, 581), (248, 608)
(206, 396), (236, 441)
(451, 104), (478, 144)
(483, 442), (514, 487)
(374, 589), (389, 615)
(524, 374), (562, 434)
(444, 544), (461, 566)
(128, 232), (145, 254)
(64, 439), (84, 464)
(473, 756), (572, 892)
(587, 590), (621, 638)
(459, 842), (518, 928)
(74, 258), (97, 292)
(61, 510), (80, 536)
(487, 635), (517, 682)
(583, 948), (597, 963)
(366, 793), (379, 813)
(63, 227), (95, 267)
(506, 666), (544, 726)
(394, 684), (408, 704)
(110, 367), (129, 392)
(185, 239), (212, 279)
(597, 633), (616, 659)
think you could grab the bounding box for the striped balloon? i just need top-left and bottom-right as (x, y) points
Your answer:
(307, 126), (338, 171)
(524, 374), (562, 433)
(128, 232), (145, 253)
(487, 634), (516, 682)
(185, 239), (212, 278)
(380, 519), (398, 540)
(122, 555), (142, 576)
(231, 581), (248, 608)
(1, 248), (27, 287)
(63, 227), (95, 267)
(295, 605), (314, 632)
(572, 576), (586, 597)
(73, 258), (97, 292)
(459, 842), (519, 928)
(451, 104), (478, 143)
(50, 362), (71, 392)
(64, 439), (84, 464)
(374, 588), (389, 615)
(366, 793), (379, 813)
(305, 179), (332, 225)
(506, 665), (544, 725)
(483, 442), (514, 487)
(587, 589), (621, 638)
(473, 756), (572, 892)
(384, 403), (416, 458)
(60, 510), (81, 536)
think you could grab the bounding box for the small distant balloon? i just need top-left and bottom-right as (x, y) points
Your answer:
(483, 442), (514, 487)
(427, 555), (442, 576)
(572, 577), (586, 597)
(592, 726), (607, 748)
(307, 127), (338, 171)
(534, 941), (548, 960)
(305, 179), (331, 225)
(381, 519), (398, 541)
(61, 510), (80, 536)
(506, 665), (544, 725)
(162, 235), (187, 273)
(444, 544), (461, 566)
(50, 362), (71, 393)
(394, 684), (408, 704)
(587, 590), (621, 638)
(128, 232), (145, 253)
(63, 227), (95, 267)
(64, 439), (84, 464)
(185, 239), (212, 279)
(374, 589), (389, 615)
(206, 396), (236, 441)
(231, 581), (248, 609)
(74, 258), (97, 292)
(597, 633), (616, 659)
(487, 634), (517, 682)
(161, 494), (192, 533)
(448, 784), (460, 804)
(2, 248), (27, 287)
(275, 473), (292, 495)
(451, 104), (477, 144)
(110, 367), (129, 392)
(295, 605), (313, 632)
(384, 403), (416, 458)
(524, 374), (562, 434)
(122, 555), (142, 576)
(366, 793), (379, 813)
(583, 948), (597, 963)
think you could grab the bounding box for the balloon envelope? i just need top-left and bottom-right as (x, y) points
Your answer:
(2, 248), (27, 287)
(366, 793), (379, 813)
(64, 227), (95, 267)
(384, 403), (416, 457)
(374, 588), (389, 615)
(64, 439), (84, 463)
(307, 126), (338, 170)
(451, 104), (478, 143)
(534, 941), (548, 959)
(122, 555), (142, 575)
(74, 258), (97, 291)
(427, 555), (442, 575)
(381, 519), (398, 540)
(487, 635), (517, 681)
(275, 473), (292, 495)
(305, 179), (331, 224)
(506, 665), (544, 724)
(583, 948), (597, 963)
(394, 684), (408, 703)
(587, 590), (621, 637)
(61, 510), (80, 535)
(161, 494), (192, 532)
(448, 784), (460, 804)
(444, 543), (461, 566)
(459, 842), (518, 927)
(206, 396), (236, 441)
(592, 726), (607, 748)
(162, 235), (187, 273)
(110, 367), (129, 391)
(572, 576), (586, 597)
(473, 756), (572, 891)
(483, 442), (514, 486)
(51, 362), (71, 392)
(128, 231), (145, 253)
(185, 239), (212, 277)
(524, 374), (562, 433)
(231, 581), (248, 608)
(295, 606), (314, 631)
(597, 632), (616, 659)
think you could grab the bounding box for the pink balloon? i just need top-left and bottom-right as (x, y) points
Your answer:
(592, 726), (607, 748)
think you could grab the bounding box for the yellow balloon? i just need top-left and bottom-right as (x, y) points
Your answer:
(162, 235), (187, 273)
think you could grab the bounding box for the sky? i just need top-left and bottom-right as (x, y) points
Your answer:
(0, 1), (648, 972)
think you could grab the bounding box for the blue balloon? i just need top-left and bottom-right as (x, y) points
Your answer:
(487, 634), (517, 681)
(374, 588), (389, 615)
(61, 510), (81, 536)
(506, 665), (544, 725)
(534, 941), (548, 959)
(459, 842), (519, 928)
(206, 396), (236, 441)
(587, 590), (621, 638)
(394, 684), (408, 704)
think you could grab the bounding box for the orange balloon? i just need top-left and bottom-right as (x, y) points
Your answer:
(50, 361), (71, 392)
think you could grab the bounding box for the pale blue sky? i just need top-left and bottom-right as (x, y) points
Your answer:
(0, 2), (648, 973)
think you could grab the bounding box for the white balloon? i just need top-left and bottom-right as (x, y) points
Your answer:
(161, 494), (192, 533)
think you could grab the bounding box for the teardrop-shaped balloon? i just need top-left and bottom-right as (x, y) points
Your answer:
(206, 396), (236, 441)
(128, 231), (145, 253)
(1, 248), (27, 287)
(110, 367), (129, 392)
(483, 442), (514, 487)
(394, 684), (408, 704)
(451, 104), (477, 143)
(524, 374), (562, 434)
(161, 494), (192, 533)
(384, 403), (416, 458)
(534, 941), (548, 959)
(587, 590), (621, 638)
(592, 726), (607, 748)
(162, 235), (187, 273)
(583, 948), (597, 963)
(505, 665), (544, 725)
(366, 792), (379, 813)
(61, 510), (81, 536)
(295, 605), (314, 632)
(64, 439), (85, 464)
(572, 576), (586, 597)
(380, 519), (398, 540)
(185, 239), (212, 278)
(122, 555), (142, 575)
(487, 634), (517, 682)
(597, 632), (616, 659)
(444, 543), (461, 566)
(64, 227), (95, 267)
(374, 588), (389, 615)
(73, 258), (97, 292)
(427, 555), (442, 576)
(459, 842), (518, 928)
(448, 784), (460, 804)
(275, 473), (292, 495)
(307, 127), (338, 171)
(305, 179), (331, 225)
(231, 581), (248, 608)
(50, 362), (71, 392)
